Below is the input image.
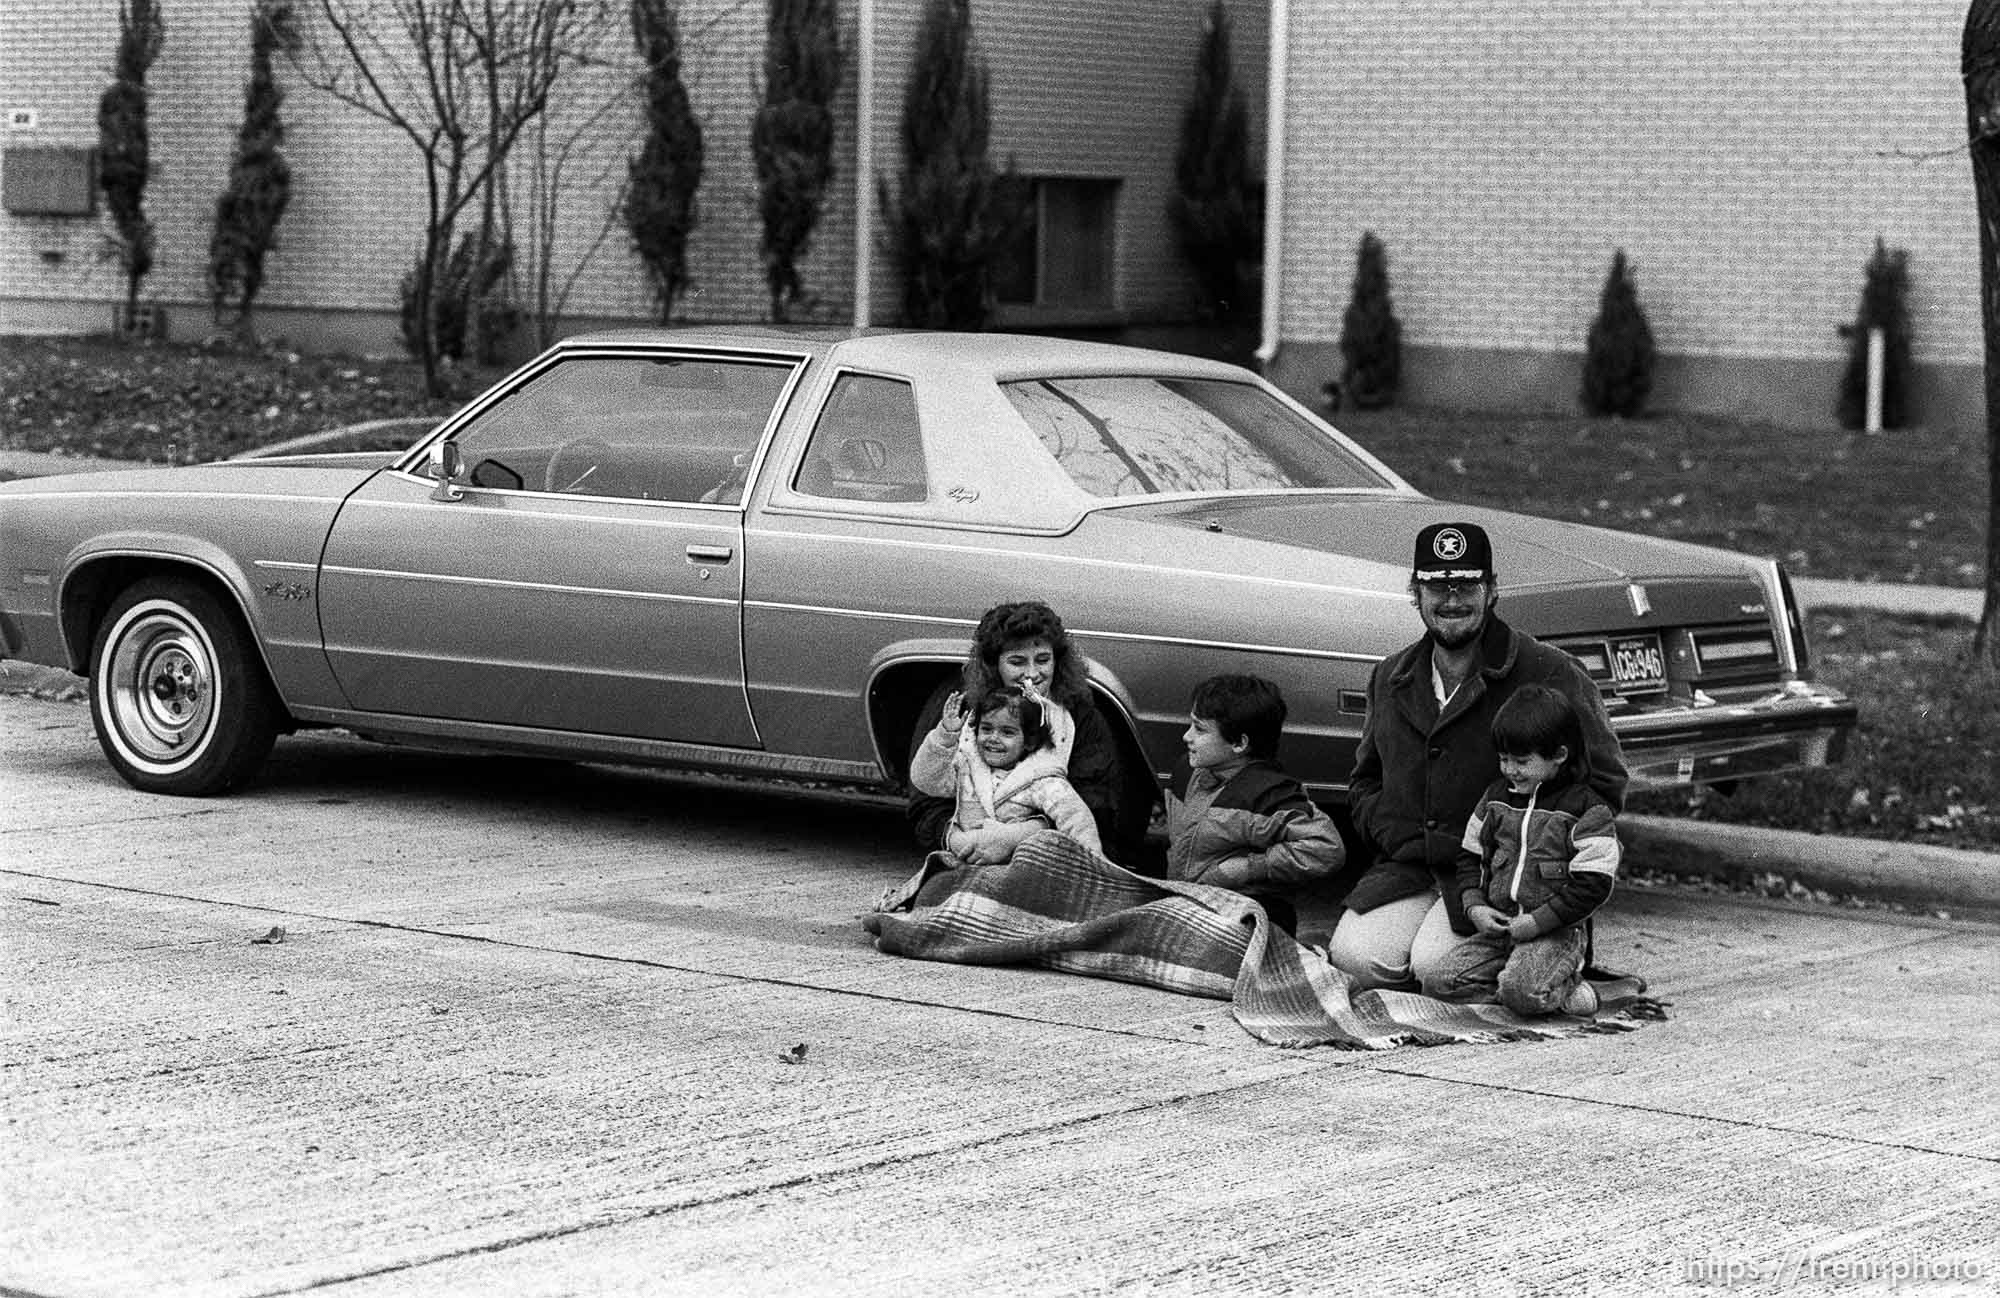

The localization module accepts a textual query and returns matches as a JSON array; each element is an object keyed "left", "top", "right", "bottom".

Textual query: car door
[{"left": 318, "top": 347, "right": 803, "bottom": 748}]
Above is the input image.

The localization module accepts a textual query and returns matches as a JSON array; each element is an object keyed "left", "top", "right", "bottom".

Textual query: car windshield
[{"left": 1001, "top": 376, "right": 1392, "bottom": 498}]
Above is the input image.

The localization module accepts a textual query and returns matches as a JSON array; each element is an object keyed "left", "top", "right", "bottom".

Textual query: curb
[
  {"left": 1622, "top": 814, "right": 2000, "bottom": 919},
  {"left": 1792, "top": 577, "right": 1983, "bottom": 623},
  {"left": 228, "top": 417, "right": 437, "bottom": 460}
]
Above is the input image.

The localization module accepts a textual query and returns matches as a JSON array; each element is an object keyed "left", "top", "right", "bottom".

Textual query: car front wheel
[{"left": 89, "top": 577, "right": 282, "bottom": 795}]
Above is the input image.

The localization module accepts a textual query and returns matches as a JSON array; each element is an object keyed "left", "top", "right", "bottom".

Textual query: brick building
[
  {"left": 0, "top": 0, "right": 1267, "bottom": 355},
  {"left": 1262, "top": 1, "right": 1980, "bottom": 430},
  {"left": 4, "top": 2, "right": 1981, "bottom": 433}
]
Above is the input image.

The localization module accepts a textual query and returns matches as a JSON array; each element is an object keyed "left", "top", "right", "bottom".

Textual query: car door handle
[{"left": 685, "top": 544, "right": 734, "bottom": 564}]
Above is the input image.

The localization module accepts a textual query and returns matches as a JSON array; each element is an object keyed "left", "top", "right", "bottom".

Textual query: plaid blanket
[{"left": 864, "top": 832, "right": 1663, "bottom": 1050}]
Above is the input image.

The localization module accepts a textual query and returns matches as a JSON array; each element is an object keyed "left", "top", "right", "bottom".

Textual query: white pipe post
[
  {"left": 852, "top": 0, "right": 876, "bottom": 328},
  {"left": 1254, "top": 0, "right": 1289, "bottom": 372},
  {"left": 1865, "top": 326, "right": 1885, "bottom": 433}
]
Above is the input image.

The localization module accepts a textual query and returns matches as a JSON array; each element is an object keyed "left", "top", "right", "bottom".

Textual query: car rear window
[{"left": 1001, "top": 376, "right": 1392, "bottom": 497}]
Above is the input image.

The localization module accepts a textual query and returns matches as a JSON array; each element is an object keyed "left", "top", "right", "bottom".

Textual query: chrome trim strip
[
  {"left": 1078, "top": 625, "right": 1381, "bottom": 665},
  {"left": 355, "top": 493, "right": 747, "bottom": 520},
  {"left": 743, "top": 599, "right": 1383, "bottom": 666},
  {"left": 745, "top": 600, "right": 974, "bottom": 629},
  {"left": 18, "top": 490, "right": 343, "bottom": 506},
  {"left": 319, "top": 564, "right": 739, "bottom": 608},
  {"left": 283, "top": 704, "right": 884, "bottom": 784},
  {"left": 1756, "top": 558, "right": 1802, "bottom": 675},
  {"left": 253, "top": 559, "right": 317, "bottom": 573},
  {"left": 746, "top": 527, "right": 1410, "bottom": 604}
]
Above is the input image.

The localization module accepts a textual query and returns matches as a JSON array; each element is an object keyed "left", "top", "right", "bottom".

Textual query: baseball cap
[{"left": 1412, "top": 521, "right": 1493, "bottom": 583}]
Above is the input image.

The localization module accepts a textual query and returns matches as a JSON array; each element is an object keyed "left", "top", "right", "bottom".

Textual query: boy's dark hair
[
  {"left": 1189, "top": 673, "right": 1287, "bottom": 760},
  {"left": 973, "top": 685, "right": 1053, "bottom": 754},
  {"left": 1490, "top": 685, "right": 1583, "bottom": 778}
]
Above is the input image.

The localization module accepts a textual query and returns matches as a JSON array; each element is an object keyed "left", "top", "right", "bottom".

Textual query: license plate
[{"left": 1607, "top": 633, "right": 1668, "bottom": 694}]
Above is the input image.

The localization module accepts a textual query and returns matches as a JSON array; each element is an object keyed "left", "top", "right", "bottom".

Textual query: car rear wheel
[{"left": 89, "top": 577, "right": 282, "bottom": 795}]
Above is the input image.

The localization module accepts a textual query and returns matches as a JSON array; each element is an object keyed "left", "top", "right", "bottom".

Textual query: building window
[{"left": 994, "top": 177, "right": 1118, "bottom": 310}]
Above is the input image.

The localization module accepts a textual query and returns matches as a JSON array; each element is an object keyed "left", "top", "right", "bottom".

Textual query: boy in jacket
[
  {"left": 1165, "top": 675, "right": 1344, "bottom": 935},
  {"left": 1422, "top": 685, "right": 1622, "bottom": 1016}
]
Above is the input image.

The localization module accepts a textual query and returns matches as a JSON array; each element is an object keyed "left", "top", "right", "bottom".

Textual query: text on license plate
[{"left": 1608, "top": 634, "right": 1668, "bottom": 692}]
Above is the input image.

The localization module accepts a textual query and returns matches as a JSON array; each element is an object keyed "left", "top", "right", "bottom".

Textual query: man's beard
[
  {"left": 1423, "top": 601, "right": 1489, "bottom": 650},
  {"left": 1429, "top": 619, "right": 1483, "bottom": 651}
]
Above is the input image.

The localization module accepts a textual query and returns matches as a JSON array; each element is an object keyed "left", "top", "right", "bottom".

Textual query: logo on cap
[{"left": 1432, "top": 528, "right": 1468, "bottom": 562}]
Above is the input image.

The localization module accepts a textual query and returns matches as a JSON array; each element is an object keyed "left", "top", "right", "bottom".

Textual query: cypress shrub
[
  {"left": 1581, "top": 249, "right": 1655, "bottom": 417},
  {"left": 1339, "top": 231, "right": 1401, "bottom": 409},
  {"left": 1169, "top": 0, "right": 1260, "bottom": 321},
  {"left": 626, "top": 0, "right": 704, "bottom": 324},
  {"left": 884, "top": 0, "right": 1015, "bottom": 329},
  {"left": 753, "top": 0, "right": 842, "bottom": 323},
  {"left": 98, "top": 0, "right": 165, "bottom": 330},
  {"left": 209, "top": 0, "right": 299, "bottom": 341},
  {"left": 1836, "top": 237, "right": 1914, "bottom": 430}
]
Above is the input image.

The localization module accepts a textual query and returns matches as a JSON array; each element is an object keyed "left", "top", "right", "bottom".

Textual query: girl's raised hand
[{"left": 938, "top": 690, "right": 967, "bottom": 733}]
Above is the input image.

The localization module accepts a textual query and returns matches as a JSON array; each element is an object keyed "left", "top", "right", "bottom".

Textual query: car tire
[{"left": 89, "top": 576, "right": 282, "bottom": 796}]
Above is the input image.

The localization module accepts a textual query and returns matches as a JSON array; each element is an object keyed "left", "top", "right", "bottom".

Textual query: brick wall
[
  {"left": 1, "top": 0, "right": 1263, "bottom": 348},
  {"left": 1278, "top": 1, "right": 1974, "bottom": 387}
]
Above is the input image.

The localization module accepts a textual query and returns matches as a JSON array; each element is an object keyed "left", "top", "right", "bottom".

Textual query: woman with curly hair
[{"left": 907, "top": 601, "right": 1154, "bottom": 868}]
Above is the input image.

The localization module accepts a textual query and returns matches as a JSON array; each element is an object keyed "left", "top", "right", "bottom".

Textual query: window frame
[
  {"left": 993, "top": 175, "right": 1122, "bottom": 324},
  {"left": 396, "top": 344, "right": 809, "bottom": 510}
]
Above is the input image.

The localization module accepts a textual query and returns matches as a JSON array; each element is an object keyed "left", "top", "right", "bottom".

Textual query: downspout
[
  {"left": 1254, "top": 0, "right": 1289, "bottom": 372},
  {"left": 852, "top": 0, "right": 876, "bottom": 328}
]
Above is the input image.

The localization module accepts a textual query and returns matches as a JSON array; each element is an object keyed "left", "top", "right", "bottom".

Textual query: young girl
[
  {"left": 906, "top": 600, "right": 1152, "bottom": 867},
  {"left": 908, "top": 684, "right": 1105, "bottom": 863}
]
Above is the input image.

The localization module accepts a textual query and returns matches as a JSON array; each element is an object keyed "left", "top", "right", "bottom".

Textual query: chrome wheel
[
  {"left": 101, "top": 602, "right": 220, "bottom": 770},
  {"left": 89, "top": 577, "right": 282, "bottom": 796}
]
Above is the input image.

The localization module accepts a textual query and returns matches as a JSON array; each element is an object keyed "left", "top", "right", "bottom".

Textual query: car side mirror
[{"left": 427, "top": 439, "right": 465, "bottom": 502}]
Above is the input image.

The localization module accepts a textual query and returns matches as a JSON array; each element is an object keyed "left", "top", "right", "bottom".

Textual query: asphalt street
[{"left": 4, "top": 693, "right": 1998, "bottom": 1297}]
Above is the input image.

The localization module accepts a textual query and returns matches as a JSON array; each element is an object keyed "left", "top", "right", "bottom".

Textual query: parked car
[{"left": 0, "top": 328, "right": 1853, "bottom": 815}]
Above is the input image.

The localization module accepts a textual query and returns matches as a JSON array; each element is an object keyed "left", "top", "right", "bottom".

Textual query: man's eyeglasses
[{"left": 1418, "top": 579, "right": 1489, "bottom": 598}]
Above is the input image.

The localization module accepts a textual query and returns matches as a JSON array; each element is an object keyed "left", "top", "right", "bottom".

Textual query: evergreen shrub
[
  {"left": 1169, "top": 0, "right": 1260, "bottom": 321},
  {"left": 399, "top": 235, "right": 518, "bottom": 366},
  {"left": 1581, "top": 249, "right": 1655, "bottom": 417},
  {"left": 1338, "top": 231, "right": 1401, "bottom": 409}
]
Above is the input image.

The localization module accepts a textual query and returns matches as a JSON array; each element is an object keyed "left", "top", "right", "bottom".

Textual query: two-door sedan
[{"left": 0, "top": 328, "right": 1854, "bottom": 818}]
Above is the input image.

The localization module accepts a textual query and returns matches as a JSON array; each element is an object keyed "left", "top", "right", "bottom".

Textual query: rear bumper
[{"left": 1612, "top": 680, "right": 1857, "bottom": 790}]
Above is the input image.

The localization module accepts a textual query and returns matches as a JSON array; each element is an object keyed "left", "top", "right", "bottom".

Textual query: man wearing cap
[{"left": 1328, "top": 521, "right": 1629, "bottom": 991}]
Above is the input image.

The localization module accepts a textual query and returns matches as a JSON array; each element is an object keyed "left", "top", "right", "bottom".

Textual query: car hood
[
  {"left": 1081, "top": 493, "right": 1775, "bottom": 634},
  {"left": 0, "top": 457, "right": 388, "bottom": 500}
]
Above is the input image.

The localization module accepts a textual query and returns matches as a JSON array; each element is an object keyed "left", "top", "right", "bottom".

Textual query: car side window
[
  {"left": 448, "top": 354, "right": 793, "bottom": 503},
  {"left": 793, "top": 374, "right": 928, "bottom": 502}
]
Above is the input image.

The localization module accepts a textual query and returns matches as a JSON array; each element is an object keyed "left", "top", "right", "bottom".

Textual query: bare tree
[
  {"left": 289, "top": 0, "right": 598, "bottom": 394},
  {"left": 511, "top": 68, "right": 630, "bottom": 348},
  {"left": 98, "top": 0, "right": 165, "bottom": 332},
  {"left": 1965, "top": 0, "right": 2000, "bottom": 665}
]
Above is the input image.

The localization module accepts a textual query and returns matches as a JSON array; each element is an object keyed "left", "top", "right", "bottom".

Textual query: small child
[
  {"left": 908, "top": 684, "right": 1104, "bottom": 861},
  {"left": 1164, "top": 674, "right": 1343, "bottom": 934},
  {"left": 1424, "top": 684, "right": 1623, "bottom": 1016}
]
